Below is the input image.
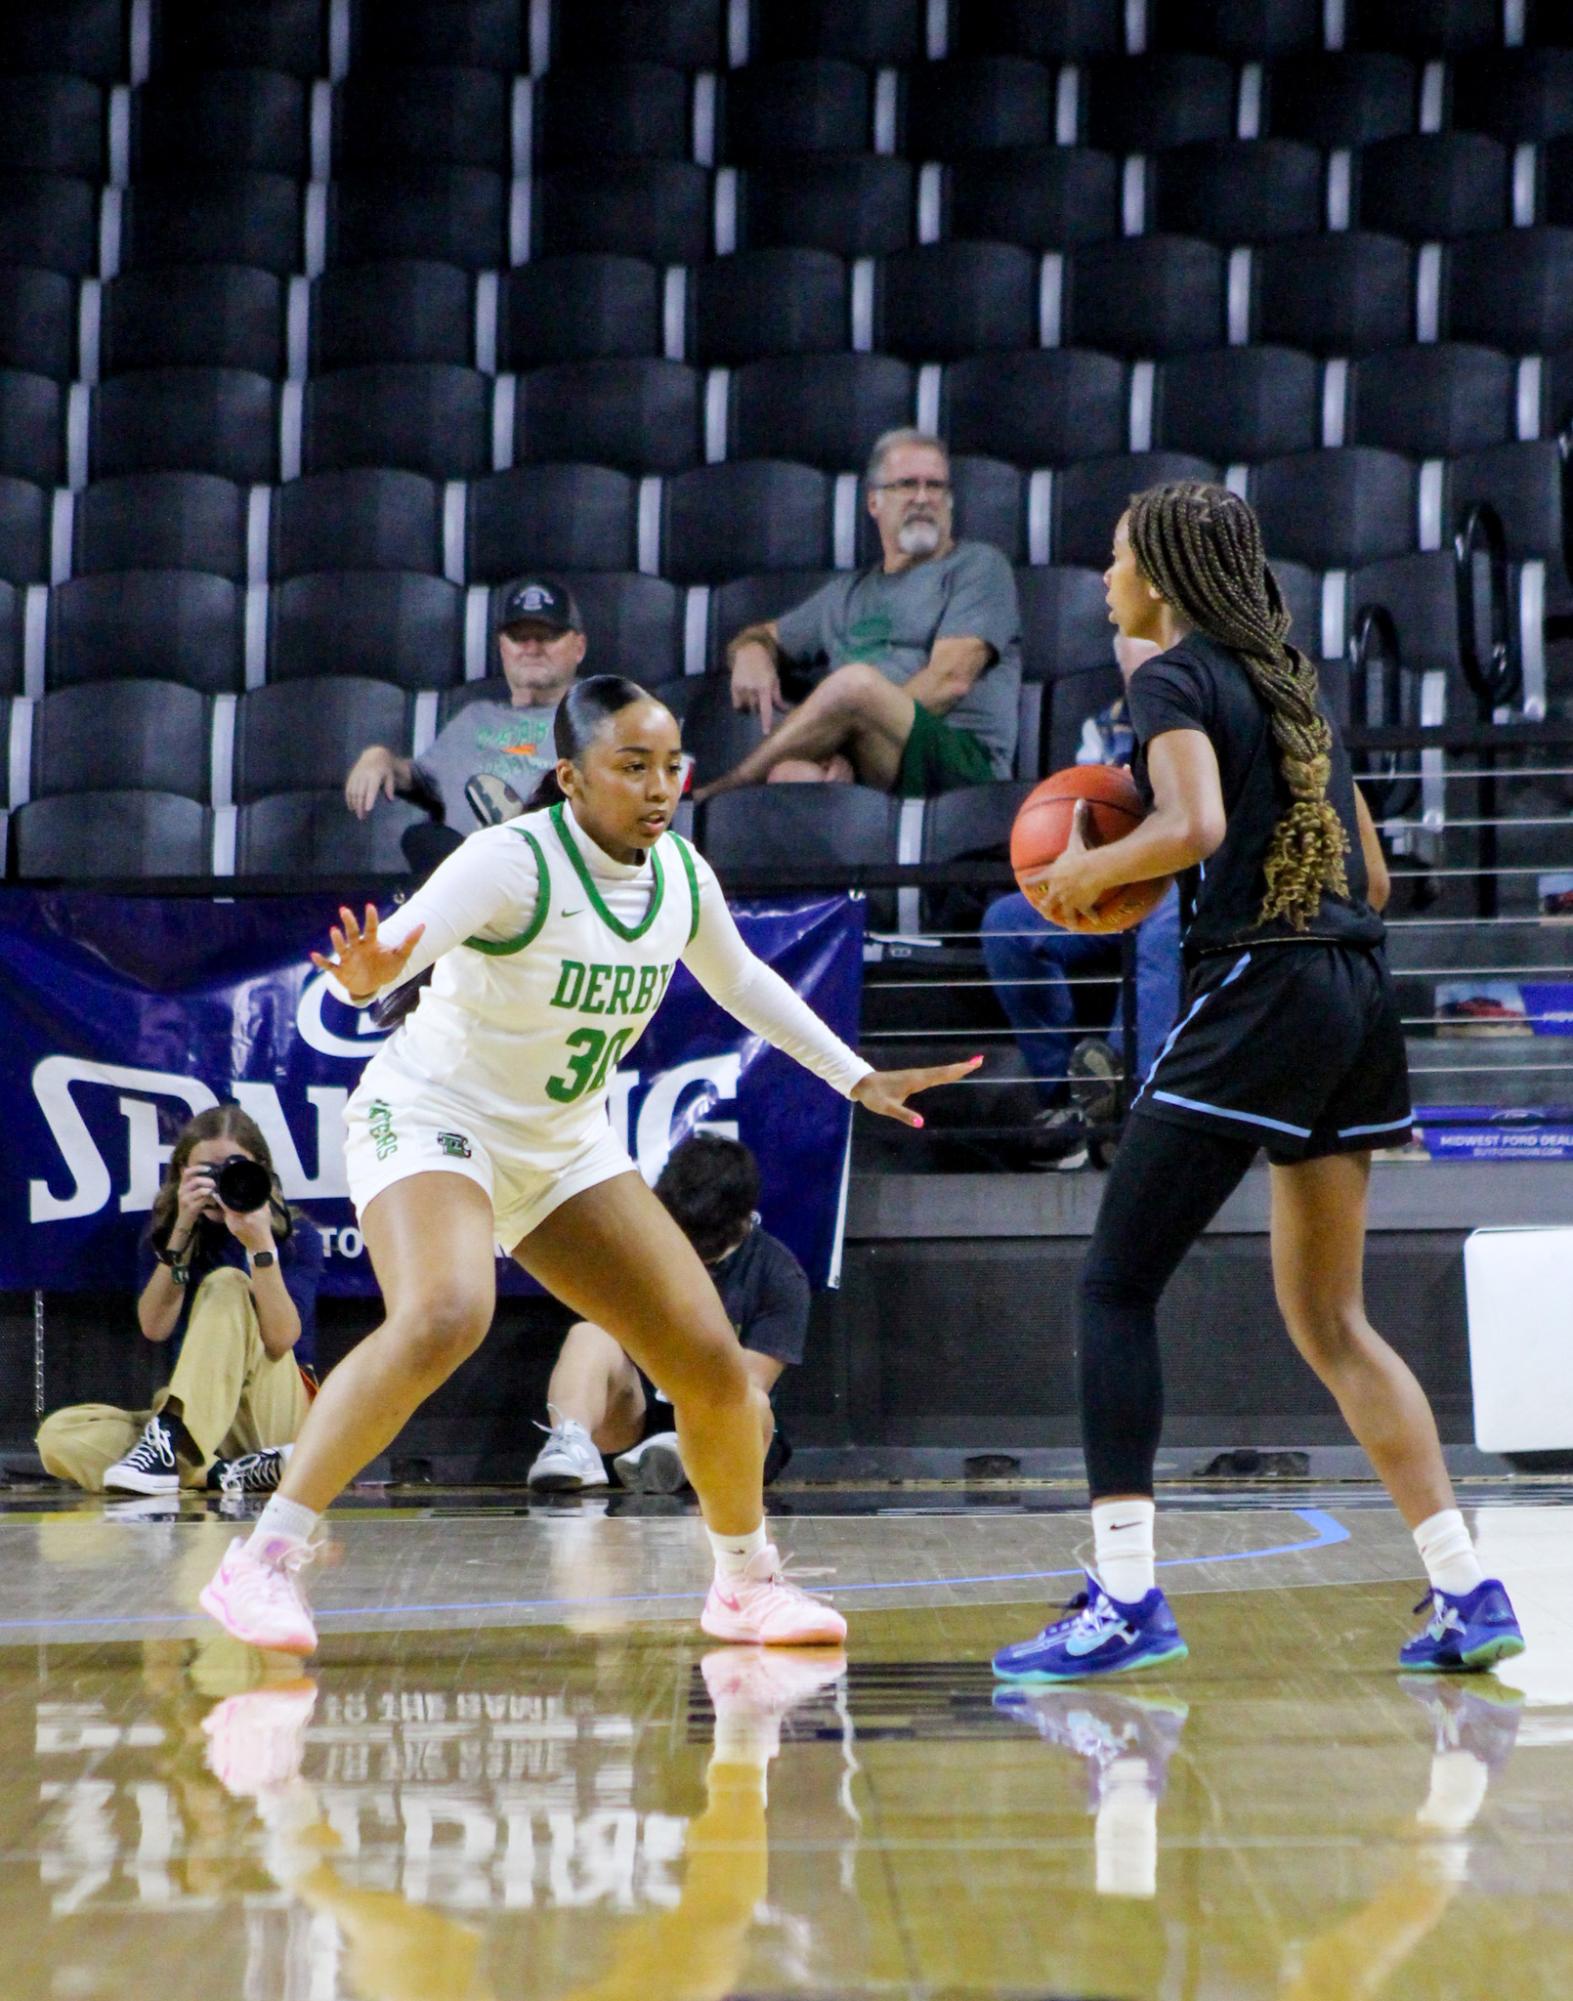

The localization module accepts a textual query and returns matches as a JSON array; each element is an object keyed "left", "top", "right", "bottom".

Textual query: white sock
[
  {"left": 1092, "top": 1498, "right": 1157, "bottom": 1604},
  {"left": 1414, "top": 1508, "right": 1485, "bottom": 1597},
  {"left": 249, "top": 1495, "right": 320, "bottom": 1554},
  {"left": 706, "top": 1521, "right": 769, "bottom": 1579}
]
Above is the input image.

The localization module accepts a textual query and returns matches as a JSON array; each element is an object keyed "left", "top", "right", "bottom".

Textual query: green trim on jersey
[
  {"left": 670, "top": 830, "right": 701, "bottom": 946},
  {"left": 462, "top": 825, "right": 551, "bottom": 955},
  {"left": 551, "top": 800, "right": 667, "bottom": 943}
]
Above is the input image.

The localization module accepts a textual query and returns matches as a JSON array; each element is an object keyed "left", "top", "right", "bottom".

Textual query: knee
[
  {"left": 767, "top": 759, "right": 826, "bottom": 784},
  {"left": 1080, "top": 1256, "right": 1159, "bottom": 1317},
  {"left": 386, "top": 1294, "right": 493, "bottom": 1377},
  {"left": 821, "top": 661, "right": 886, "bottom": 713},
  {"left": 35, "top": 1411, "right": 73, "bottom": 1480},
  {"left": 663, "top": 1332, "right": 754, "bottom": 1419},
  {"left": 1279, "top": 1294, "right": 1367, "bottom": 1370}
]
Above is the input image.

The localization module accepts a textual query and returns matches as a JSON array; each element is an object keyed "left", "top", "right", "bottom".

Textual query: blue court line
[{"left": 0, "top": 1508, "right": 1348, "bottom": 1635}]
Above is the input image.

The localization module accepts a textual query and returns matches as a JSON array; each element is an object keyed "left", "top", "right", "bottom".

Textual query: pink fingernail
[{"left": 912, "top": 1115, "right": 924, "bottom": 1129}]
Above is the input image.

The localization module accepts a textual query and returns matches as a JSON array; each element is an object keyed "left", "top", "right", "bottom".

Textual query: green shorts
[{"left": 897, "top": 703, "right": 997, "bottom": 797}]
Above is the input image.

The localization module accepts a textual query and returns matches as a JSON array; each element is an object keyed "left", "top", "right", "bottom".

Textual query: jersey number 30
[{"left": 545, "top": 1025, "right": 637, "bottom": 1105}]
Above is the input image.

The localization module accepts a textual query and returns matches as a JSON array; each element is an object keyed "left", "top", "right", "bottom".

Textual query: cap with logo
[{"left": 497, "top": 576, "right": 581, "bottom": 633}]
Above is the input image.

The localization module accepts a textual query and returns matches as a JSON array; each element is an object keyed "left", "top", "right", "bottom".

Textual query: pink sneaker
[
  {"left": 202, "top": 1680, "right": 318, "bottom": 1796},
  {"left": 700, "top": 1542, "right": 848, "bottom": 1646},
  {"left": 199, "top": 1535, "right": 319, "bottom": 1656}
]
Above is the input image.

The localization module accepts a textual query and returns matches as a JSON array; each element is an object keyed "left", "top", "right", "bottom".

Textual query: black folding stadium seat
[
  {"left": 707, "top": 570, "right": 837, "bottom": 672},
  {"left": 99, "top": 268, "right": 286, "bottom": 377},
  {"left": 660, "top": 675, "right": 764, "bottom": 788},
  {"left": 533, "top": 164, "right": 712, "bottom": 265},
  {"left": 272, "top": 469, "right": 445, "bottom": 581},
  {"left": 465, "top": 465, "right": 639, "bottom": 580},
  {"left": 513, "top": 360, "right": 703, "bottom": 475},
  {"left": 0, "top": 580, "right": 22, "bottom": 693},
  {"left": 1082, "top": 56, "right": 1237, "bottom": 154},
  {"left": 73, "top": 473, "right": 249, "bottom": 580},
  {"left": 1063, "top": 238, "right": 1227, "bottom": 358},
  {"left": 753, "top": 0, "right": 922, "bottom": 60},
  {"left": 688, "top": 249, "right": 847, "bottom": 365},
  {"left": 903, "top": 59, "right": 1056, "bottom": 159},
  {"left": 0, "top": 78, "right": 104, "bottom": 179},
  {"left": 269, "top": 578, "right": 464, "bottom": 689},
  {"left": 1017, "top": 565, "right": 1114, "bottom": 680},
  {"left": 1148, "top": 142, "right": 1326, "bottom": 245},
  {"left": 349, "top": 0, "right": 524, "bottom": 72},
  {"left": 950, "top": 0, "right": 1123, "bottom": 60},
  {"left": 14, "top": 792, "right": 211, "bottom": 880},
  {"left": 90, "top": 370, "right": 279, "bottom": 484},
  {"left": 1250, "top": 448, "right": 1418, "bottom": 569},
  {"left": 1355, "top": 136, "right": 1511, "bottom": 240},
  {"left": 921, "top": 787, "right": 1035, "bottom": 900},
  {"left": 946, "top": 150, "right": 1122, "bottom": 250},
  {"left": 1346, "top": 552, "right": 1466, "bottom": 677},
  {"left": 1052, "top": 454, "right": 1218, "bottom": 567},
  {"left": 500, "top": 258, "right": 662, "bottom": 368},
  {"left": 1348, "top": 345, "right": 1517, "bottom": 457},
  {"left": 31, "top": 681, "right": 210, "bottom": 801},
  {"left": 549, "top": 0, "right": 726, "bottom": 69},
  {"left": 875, "top": 243, "right": 1037, "bottom": 359},
  {"left": 1347, "top": 0, "right": 1504, "bottom": 53},
  {"left": 1151, "top": 348, "right": 1320, "bottom": 462},
  {"left": 726, "top": 355, "right": 915, "bottom": 471},
  {"left": 719, "top": 62, "right": 874, "bottom": 166},
  {"left": 236, "top": 679, "right": 413, "bottom": 800},
  {"left": 0, "top": 372, "right": 64, "bottom": 486},
  {"left": 1539, "top": 145, "right": 1573, "bottom": 228},
  {"left": 47, "top": 571, "right": 245, "bottom": 693},
  {"left": 0, "top": 174, "right": 98, "bottom": 275},
  {"left": 122, "top": 173, "right": 303, "bottom": 276},
  {"left": 0, "top": 269, "right": 75, "bottom": 379},
  {"left": 236, "top": 790, "right": 427, "bottom": 875},
  {"left": 329, "top": 169, "right": 506, "bottom": 273},
  {"left": 0, "top": 0, "right": 126, "bottom": 80},
  {"left": 1450, "top": 51, "right": 1573, "bottom": 141},
  {"left": 737, "top": 157, "right": 914, "bottom": 258},
  {"left": 0, "top": 477, "right": 49, "bottom": 585},
  {"left": 944, "top": 350, "right": 1127, "bottom": 467},
  {"left": 131, "top": 71, "right": 310, "bottom": 177},
  {"left": 1253, "top": 233, "right": 1414, "bottom": 354},
  {"left": 1527, "top": 0, "right": 1573, "bottom": 45},
  {"left": 301, "top": 365, "right": 491, "bottom": 481},
  {"left": 698, "top": 783, "right": 900, "bottom": 882},
  {"left": 1045, "top": 663, "right": 1126, "bottom": 775},
  {"left": 1148, "top": 0, "right": 1323, "bottom": 55},
  {"left": 337, "top": 69, "right": 511, "bottom": 173},
  {"left": 1446, "top": 442, "right": 1567, "bottom": 566},
  {"left": 311, "top": 263, "right": 474, "bottom": 373},
  {"left": 1262, "top": 55, "right": 1420, "bottom": 148},
  {"left": 150, "top": 0, "right": 328, "bottom": 76},
  {"left": 550, "top": 572, "right": 684, "bottom": 682},
  {"left": 1544, "top": 349, "right": 1573, "bottom": 434},
  {"left": 663, "top": 463, "right": 833, "bottom": 584},
  {"left": 534, "top": 66, "right": 692, "bottom": 165}
]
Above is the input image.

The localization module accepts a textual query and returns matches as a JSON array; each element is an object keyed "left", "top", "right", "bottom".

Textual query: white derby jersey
[{"left": 336, "top": 800, "right": 871, "bottom": 1151}]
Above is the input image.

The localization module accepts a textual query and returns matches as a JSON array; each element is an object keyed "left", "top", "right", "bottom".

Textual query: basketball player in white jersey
[{"left": 201, "top": 676, "right": 977, "bottom": 1654}]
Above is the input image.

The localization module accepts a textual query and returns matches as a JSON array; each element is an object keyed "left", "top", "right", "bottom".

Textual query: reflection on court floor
[{"left": 1, "top": 1484, "right": 1570, "bottom": 1999}]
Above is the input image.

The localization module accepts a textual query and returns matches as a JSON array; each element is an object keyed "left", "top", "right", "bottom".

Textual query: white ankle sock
[
  {"left": 250, "top": 1495, "right": 319, "bottom": 1552},
  {"left": 706, "top": 1522, "right": 769, "bottom": 1579},
  {"left": 1092, "top": 1498, "right": 1157, "bottom": 1604},
  {"left": 1414, "top": 1508, "right": 1484, "bottom": 1597}
]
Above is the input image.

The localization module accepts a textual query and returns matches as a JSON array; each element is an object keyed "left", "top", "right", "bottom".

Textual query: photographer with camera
[{"left": 36, "top": 1106, "right": 323, "bottom": 1501}]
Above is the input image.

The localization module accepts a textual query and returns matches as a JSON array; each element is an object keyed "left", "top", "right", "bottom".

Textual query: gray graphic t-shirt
[
  {"left": 413, "top": 701, "right": 560, "bottom": 834},
  {"left": 773, "top": 540, "right": 1022, "bottom": 776}
]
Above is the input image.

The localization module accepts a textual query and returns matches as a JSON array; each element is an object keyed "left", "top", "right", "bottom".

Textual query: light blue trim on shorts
[
  {"left": 1149, "top": 1089, "right": 1313, "bottom": 1139},
  {"left": 1337, "top": 1113, "right": 1415, "bottom": 1138},
  {"left": 1132, "top": 949, "right": 1253, "bottom": 1108}
]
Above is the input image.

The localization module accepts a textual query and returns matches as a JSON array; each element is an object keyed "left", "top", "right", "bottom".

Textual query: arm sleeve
[
  {"left": 742, "top": 1247, "right": 812, "bottom": 1366},
  {"left": 933, "top": 544, "right": 1020, "bottom": 665},
  {"left": 1125, "top": 653, "right": 1211, "bottom": 746},
  {"left": 680, "top": 853, "right": 872, "bottom": 1097},
  {"left": 327, "top": 824, "right": 541, "bottom": 1007}
]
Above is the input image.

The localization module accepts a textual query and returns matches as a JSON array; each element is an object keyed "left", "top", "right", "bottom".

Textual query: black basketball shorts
[{"left": 1130, "top": 941, "right": 1413, "bottom": 1164}]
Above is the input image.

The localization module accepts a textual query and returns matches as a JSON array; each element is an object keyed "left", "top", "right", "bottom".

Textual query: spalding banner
[{"left": 0, "top": 889, "right": 863, "bottom": 1295}]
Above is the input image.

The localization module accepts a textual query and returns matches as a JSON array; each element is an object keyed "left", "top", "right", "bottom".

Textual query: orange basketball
[{"left": 1010, "top": 765, "right": 1174, "bottom": 935}]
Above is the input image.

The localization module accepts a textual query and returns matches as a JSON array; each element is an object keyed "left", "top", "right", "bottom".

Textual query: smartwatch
[{"left": 249, "top": 1249, "right": 277, "bottom": 1270}]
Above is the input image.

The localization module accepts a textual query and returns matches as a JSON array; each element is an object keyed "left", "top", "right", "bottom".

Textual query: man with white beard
[{"left": 694, "top": 429, "right": 1021, "bottom": 799}]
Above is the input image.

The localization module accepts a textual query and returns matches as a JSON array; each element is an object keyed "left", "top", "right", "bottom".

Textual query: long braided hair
[{"left": 1126, "top": 480, "right": 1349, "bottom": 930}]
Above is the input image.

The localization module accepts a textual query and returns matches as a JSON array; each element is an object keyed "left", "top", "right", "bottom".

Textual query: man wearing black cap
[{"left": 344, "top": 576, "right": 586, "bottom": 872}]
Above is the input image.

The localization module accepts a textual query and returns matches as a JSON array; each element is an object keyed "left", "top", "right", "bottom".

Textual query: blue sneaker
[
  {"left": 992, "top": 1686, "right": 1189, "bottom": 1805},
  {"left": 1398, "top": 1578, "right": 1525, "bottom": 1673},
  {"left": 992, "top": 1572, "right": 1189, "bottom": 1682}
]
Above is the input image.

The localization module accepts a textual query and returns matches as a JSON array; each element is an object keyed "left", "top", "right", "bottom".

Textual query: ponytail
[{"left": 525, "top": 674, "right": 658, "bottom": 811}]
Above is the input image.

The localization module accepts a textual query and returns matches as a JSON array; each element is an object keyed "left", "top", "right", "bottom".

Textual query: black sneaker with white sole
[
  {"left": 211, "top": 1444, "right": 293, "bottom": 1499},
  {"left": 103, "top": 1413, "right": 181, "bottom": 1495}
]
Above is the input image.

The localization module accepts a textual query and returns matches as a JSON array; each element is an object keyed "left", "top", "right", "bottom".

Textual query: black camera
[{"left": 202, "top": 1155, "right": 274, "bottom": 1214}]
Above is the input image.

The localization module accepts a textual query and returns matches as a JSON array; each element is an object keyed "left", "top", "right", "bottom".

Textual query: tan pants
[{"left": 36, "top": 1267, "right": 311, "bottom": 1492}]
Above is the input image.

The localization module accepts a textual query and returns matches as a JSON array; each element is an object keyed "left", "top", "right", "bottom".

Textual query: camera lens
[{"left": 214, "top": 1155, "right": 273, "bottom": 1213}]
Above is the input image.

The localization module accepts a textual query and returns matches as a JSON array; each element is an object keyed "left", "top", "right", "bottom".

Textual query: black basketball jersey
[{"left": 1125, "top": 630, "right": 1385, "bottom": 957}]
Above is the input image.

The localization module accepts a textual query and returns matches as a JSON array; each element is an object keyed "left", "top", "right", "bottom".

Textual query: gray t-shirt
[
  {"left": 412, "top": 701, "right": 560, "bottom": 833},
  {"left": 773, "top": 540, "right": 1022, "bottom": 776}
]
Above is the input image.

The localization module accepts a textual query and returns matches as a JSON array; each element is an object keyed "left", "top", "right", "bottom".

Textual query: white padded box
[{"left": 1464, "top": 1226, "right": 1573, "bottom": 1451}]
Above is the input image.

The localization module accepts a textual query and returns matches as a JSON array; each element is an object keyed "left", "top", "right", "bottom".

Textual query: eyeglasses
[{"left": 872, "top": 477, "right": 951, "bottom": 496}]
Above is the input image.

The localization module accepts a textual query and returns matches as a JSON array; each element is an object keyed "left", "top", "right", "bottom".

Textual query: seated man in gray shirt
[
  {"left": 695, "top": 429, "right": 1021, "bottom": 800},
  {"left": 344, "top": 575, "right": 586, "bottom": 871}
]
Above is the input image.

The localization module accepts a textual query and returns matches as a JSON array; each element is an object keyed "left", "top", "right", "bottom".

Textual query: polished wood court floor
[{"left": 1, "top": 1480, "right": 1569, "bottom": 2000}]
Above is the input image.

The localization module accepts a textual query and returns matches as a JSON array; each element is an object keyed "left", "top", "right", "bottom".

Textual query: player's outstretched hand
[
  {"left": 851, "top": 1054, "right": 983, "bottom": 1128},
  {"left": 310, "top": 904, "right": 425, "bottom": 1004}
]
